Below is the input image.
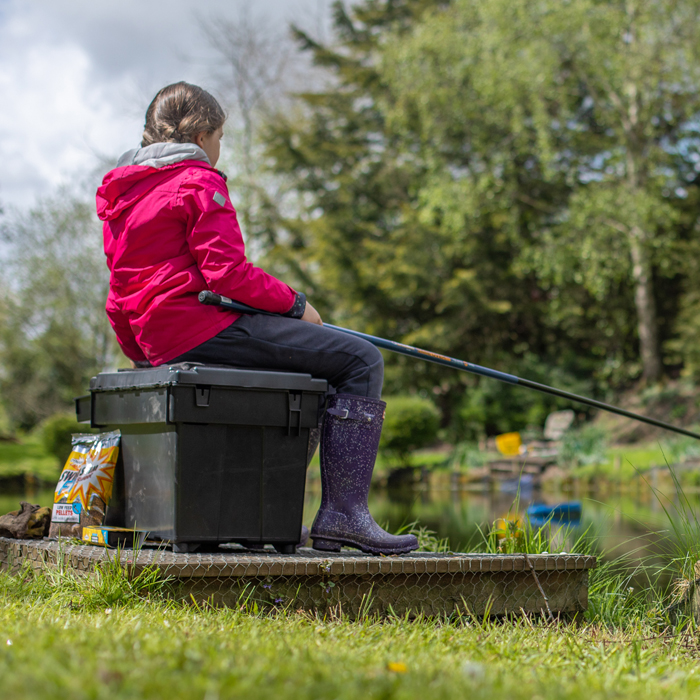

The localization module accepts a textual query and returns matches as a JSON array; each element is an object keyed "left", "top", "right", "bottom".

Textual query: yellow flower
[{"left": 387, "top": 662, "right": 408, "bottom": 673}]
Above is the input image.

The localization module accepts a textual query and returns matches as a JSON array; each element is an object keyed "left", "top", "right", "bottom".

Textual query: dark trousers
[{"left": 171, "top": 314, "right": 384, "bottom": 399}]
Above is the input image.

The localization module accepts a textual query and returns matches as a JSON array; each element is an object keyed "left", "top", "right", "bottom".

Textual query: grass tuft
[{"left": 0, "top": 546, "right": 171, "bottom": 613}]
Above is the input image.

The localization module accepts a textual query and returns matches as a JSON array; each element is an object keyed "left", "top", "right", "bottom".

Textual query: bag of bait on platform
[{"left": 48, "top": 431, "right": 120, "bottom": 539}]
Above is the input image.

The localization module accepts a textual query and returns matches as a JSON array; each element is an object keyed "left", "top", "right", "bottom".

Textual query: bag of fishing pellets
[{"left": 48, "top": 431, "right": 120, "bottom": 539}]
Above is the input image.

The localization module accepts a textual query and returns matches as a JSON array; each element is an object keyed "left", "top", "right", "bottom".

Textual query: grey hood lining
[{"left": 117, "top": 142, "right": 211, "bottom": 169}]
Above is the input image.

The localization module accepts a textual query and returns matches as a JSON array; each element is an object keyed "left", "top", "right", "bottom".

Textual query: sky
[{"left": 0, "top": 0, "right": 340, "bottom": 210}]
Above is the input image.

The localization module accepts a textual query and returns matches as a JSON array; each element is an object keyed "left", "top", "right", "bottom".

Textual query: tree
[
  {"left": 236, "top": 0, "right": 700, "bottom": 437},
  {"left": 0, "top": 190, "right": 118, "bottom": 429},
  {"left": 198, "top": 6, "right": 312, "bottom": 256},
  {"left": 537, "top": 0, "right": 700, "bottom": 383},
  {"left": 263, "top": 0, "right": 594, "bottom": 436},
  {"left": 382, "top": 0, "right": 700, "bottom": 383}
]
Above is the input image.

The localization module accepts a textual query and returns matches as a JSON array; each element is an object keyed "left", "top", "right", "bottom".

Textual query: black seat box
[{"left": 76, "top": 364, "right": 327, "bottom": 552}]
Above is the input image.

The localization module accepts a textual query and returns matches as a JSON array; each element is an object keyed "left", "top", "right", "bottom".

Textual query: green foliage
[
  {"left": 5, "top": 564, "right": 700, "bottom": 700},
  {"left": 403, "top": 521, "right": 450, "bottom": 552},
  {"left": 381, "top": 0, "right": 700, "bottom": 382},
  {"left": 0, "top": 402, "right": 9, "bottom": 435},
  {"left": 476, "top": 498, "right": 590, "bottom": 556},
  {"left": 454, "top": 356, "right": 594, "bottom": 439},
  {"left": 662, "top": 434, "right": 700, "bottom": 466},
  {"left": 448, "top": 441, "right": 490, "bottom": 470},
  {"left": 3, "top": 555, "right": 169, "bottom": 613},
  {"left": 263, "top": 0, "right": 561, "bottom": 430},
  {"left": 258, "top": 0, "right": 700, "bottom": 425},
  {"left": 379, "top": 395, "right": 440, "bottom": 462},
  {"left": 39, "top": 413, "right": 95, "bottom": 466},
  {"left": 0, "top": 437, "right": 61, "bottom": 485},
  {"left": 648, "top": 462, "right": 700, "bottom": 584},
  {"left": 487, "top": 517, "right": 554, "bottom": 556},
  {"left": 558, "top": 425, "right": 608, "bottom": 468},
  {"left": 668, "top": 285, "right": 700, "bottom": 379},
  {"left": 585, "top": 559, "right": 660, "bottom": 628},
  {"left": 0, "top": 189, "right": 120, "bottom": 430}
]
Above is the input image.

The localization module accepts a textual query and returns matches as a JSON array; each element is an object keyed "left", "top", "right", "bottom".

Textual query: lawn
[
  {"left": 3, "top": 426, "right": 700, "bottom": 700},
  {"left": 1, "top": 547, "right": 699, "bottom": 700}
]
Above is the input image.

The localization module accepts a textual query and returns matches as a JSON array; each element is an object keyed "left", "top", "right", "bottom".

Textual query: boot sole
[{"left": 312, "top": 536, "right": 418, "bottom": 556}]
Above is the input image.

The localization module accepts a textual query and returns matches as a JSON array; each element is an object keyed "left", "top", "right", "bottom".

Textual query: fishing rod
[{"left": 198, "top": 290, "right": 700, "bottom": 441}]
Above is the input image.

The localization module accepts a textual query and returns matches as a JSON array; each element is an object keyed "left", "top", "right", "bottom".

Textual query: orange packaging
[{"left": 48, "top": 431, "right": 120, "bottom": 539}]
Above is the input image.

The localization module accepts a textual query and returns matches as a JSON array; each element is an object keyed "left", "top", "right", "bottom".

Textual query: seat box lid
[{"left": 90, "top": 364, "right": 328, "bottom": 393}]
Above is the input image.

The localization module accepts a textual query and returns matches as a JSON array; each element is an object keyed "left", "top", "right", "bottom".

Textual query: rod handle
[
  {"left": 198, "top": 290, "right": 222, "bottom": 305},
  {"left": 198, "top": 290, "right": 273, "bottom": 316}
]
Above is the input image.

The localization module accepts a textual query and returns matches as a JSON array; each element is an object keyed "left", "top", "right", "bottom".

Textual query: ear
[{"left": 193, "top": 132, "right": 205, "bottom": 148}]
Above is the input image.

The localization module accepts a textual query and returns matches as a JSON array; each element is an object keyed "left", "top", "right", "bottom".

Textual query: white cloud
[
  {"left": 0, "top": 0, "right": 340, "bottom": 210},
  {"left": 0, "top": 41, "right": 138, "bottom": 208}
]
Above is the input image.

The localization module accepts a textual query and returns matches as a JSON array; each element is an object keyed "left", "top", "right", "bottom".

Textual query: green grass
[
  {"left": 1, "top": 558, "right": 699, "bottom": 700},
  {"left": 2, "top": 494, "right": 698, "bottom": 700},
  {"left": 570, "top": 444, "right": 673, "bottom": 481},
  {"left": 3, "top": 437, "right": 700, "bottom": 699}
]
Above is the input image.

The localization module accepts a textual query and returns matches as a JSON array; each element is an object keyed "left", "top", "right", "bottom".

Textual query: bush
[
  {"left": 379, "top": 395, "right": 440, "bottom": 464},
  {"left": 557, "top": 424, "right": 608, "bottom": 468},
  {"left": 452, "top": 354, "right": 595, "bottom": 441},
  {"left": 40, "top": 413, "right": 95, "bottom": 466}
]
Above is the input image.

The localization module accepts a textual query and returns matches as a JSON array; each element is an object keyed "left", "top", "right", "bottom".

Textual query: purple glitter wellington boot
[{"left": 310, "top": 394, "right": 419, "bottom": 555}]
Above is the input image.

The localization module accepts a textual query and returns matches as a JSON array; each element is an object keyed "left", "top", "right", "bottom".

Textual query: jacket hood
[
  {"left": 96, "top": 143, "right": 211, "bottom": 221},
  {"left": 116, "top": 142, "right": 210, "bottom": 169}
]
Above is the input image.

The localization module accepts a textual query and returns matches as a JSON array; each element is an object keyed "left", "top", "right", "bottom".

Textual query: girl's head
[{"left": 142, "top": 82, "right": 226, "bottom": 166}]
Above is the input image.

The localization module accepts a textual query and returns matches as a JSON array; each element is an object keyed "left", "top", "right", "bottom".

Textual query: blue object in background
[{"left": 526, "top": 501, "right": 582, "bottom": 528}]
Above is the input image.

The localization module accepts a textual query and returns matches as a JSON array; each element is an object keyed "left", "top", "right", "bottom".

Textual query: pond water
[
  {"left": 5, "top": 477, "right": 696, "bottom": 584},
  {"left": 315, "top": 483, "right": 696, "bottom": 573}
]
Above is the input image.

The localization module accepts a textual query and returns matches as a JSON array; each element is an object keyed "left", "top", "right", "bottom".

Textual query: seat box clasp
[
  {"left": 195, "top": 386, "right": 211, "bottom": 407},
  {"left": 288, "top": 392, "right": 302, "bottom": 436}
]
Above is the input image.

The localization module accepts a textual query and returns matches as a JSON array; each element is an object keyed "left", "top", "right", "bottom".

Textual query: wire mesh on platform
[{"left": 0, "top": 537, "right": 595, "bottom": 619}]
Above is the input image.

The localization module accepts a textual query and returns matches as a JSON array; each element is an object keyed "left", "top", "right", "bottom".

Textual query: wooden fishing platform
[{"left": 0, "top": 537, "right": 596, "bottom": 619}]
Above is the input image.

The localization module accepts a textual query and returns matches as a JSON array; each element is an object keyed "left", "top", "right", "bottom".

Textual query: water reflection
[
  {"left": 0, "top": 489, "right": 55, "bottom": 520},
  {"left": 304, "top": 481, "right": 699, "bottom": 585}
]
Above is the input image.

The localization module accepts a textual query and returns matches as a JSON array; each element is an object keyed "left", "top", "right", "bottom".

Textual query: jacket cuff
[{"left": 282, "top": 292, "right": 307, "bottom": 319}]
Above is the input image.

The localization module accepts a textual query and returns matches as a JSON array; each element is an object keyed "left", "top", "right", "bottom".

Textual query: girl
[{"left": 96, "top": 82, "right": 417, "bottom": 555}]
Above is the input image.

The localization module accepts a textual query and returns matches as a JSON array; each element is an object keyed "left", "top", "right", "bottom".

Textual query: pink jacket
[{"left": 96, "top": 145, "right": 296, "bottom": 365}]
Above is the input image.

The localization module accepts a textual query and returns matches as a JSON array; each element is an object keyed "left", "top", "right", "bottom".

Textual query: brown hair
[{"left": 141, "top": 82, "right": 226, "bottom": 147}]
